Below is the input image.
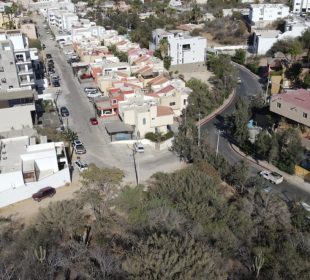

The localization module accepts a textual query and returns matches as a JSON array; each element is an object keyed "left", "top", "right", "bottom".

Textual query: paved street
[
  {"left": 202, "top": 65, "right": 310, "bottom": 203},
  {"left": 36, "top": 17, "right": 183, "bottom": 184}
]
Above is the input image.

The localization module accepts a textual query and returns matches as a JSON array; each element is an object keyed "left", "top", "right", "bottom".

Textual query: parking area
[{"left": 36, "top": 16, "right": 184, "bottom": 184}]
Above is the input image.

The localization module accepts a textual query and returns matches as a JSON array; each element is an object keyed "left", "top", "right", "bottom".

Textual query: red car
[
  {"left": 32, "top": 187, "right": 56, "bottom": 202},
  {"left": 90, "top": 117, "right": 98, "bottom": 125}
]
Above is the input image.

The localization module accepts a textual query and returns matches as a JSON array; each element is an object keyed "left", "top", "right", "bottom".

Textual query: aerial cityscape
[{"left": 0, "top": 0, "right": 310, "bottom": 278}]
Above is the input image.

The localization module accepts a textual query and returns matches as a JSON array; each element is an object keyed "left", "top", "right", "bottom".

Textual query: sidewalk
[{"left": 231, "top": 144, "right": 310, "bottom": 195}]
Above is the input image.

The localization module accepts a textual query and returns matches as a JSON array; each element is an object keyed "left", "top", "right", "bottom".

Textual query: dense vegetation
[{"left": 1, "top": 161, "right": 309, "bottom": 279}]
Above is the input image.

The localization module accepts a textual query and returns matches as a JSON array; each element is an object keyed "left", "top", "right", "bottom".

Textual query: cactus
[{"left": 34, "top": 246, "right": 46, "bottom": 263}]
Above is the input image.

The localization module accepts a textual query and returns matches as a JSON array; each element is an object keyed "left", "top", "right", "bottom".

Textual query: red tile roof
[
  {"left": 271, "top": 89, "right": 310, "bottom": 111},
  {"left": 156, "top": 85, "right": 175, "bottom": 94},
  {"left": 148, "top": 75, "right": 168, "bottom": 85},
  {"left": 157, "top": 106, "right": 174, "bottom": 117}
]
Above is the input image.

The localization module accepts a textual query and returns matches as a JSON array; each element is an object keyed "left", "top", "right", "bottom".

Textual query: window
[
  {"left": 277, "top": 12, "right": 282, "bottom": 15},
  {"left": 182, "top": 44, "right": 190, "bottom": 51},
  {"left": 303, "top": 112, "right": 308, "bottom": 118},
  {"left": 183, "top": 99, "right": 187, "bottom": 105},
  {"left": 143, "top": 118, "right": 146, "bottom": 125},
  {"left": 277, "top": 102, "right": 281, "bottom": 108},
  {"left": 112, "top": 99, "right": 117, "bottom": 104},
  {"left": 169, "top": 101, "right": 176, "bottom": 106},
  {"left": 0, "top": 67, "right": 4, "bottom": 72}
]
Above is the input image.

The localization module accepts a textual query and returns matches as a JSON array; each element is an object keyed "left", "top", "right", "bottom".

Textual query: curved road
[{"left": 202, "top": 66, "right": 310, "bottom": 203}]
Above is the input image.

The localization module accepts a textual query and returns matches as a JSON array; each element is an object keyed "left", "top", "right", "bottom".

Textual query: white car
[
  {"left": 134, "top": 142, "right": 144, "bottom": 153},
  {"left": 87, "top": 91, "right": 102, "bottom": 98},
  {"left": 259, "top": 170, "right": 283, "bottom": 184},
  {"left": 74, "top": 159, "right": 88, "bottom": 172},
  {"left": 301, "top": 202, "right": 310, "bottom": 212}
]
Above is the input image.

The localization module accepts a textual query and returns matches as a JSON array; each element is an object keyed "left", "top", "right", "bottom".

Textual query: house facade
[
  {"left": 270, "top": 89, "right": 310, "bottom": 127},
  {"left": 0, "top": 136, "right": 70, "bottom": 208},
  {"left": 249, "top": 4, "right": 290, "bottom": 27},
  {"left": 293, "top": 0, "right": 310, "bottom": 14}
]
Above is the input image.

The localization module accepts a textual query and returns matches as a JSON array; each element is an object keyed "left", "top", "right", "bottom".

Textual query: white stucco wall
[{"left": 0, "top": 167, "right": 71, "bottom": 208}]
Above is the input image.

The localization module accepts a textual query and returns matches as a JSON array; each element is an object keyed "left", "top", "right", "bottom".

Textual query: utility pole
[
  {"left": 128, "top": 145, "right": 139, "bottom": 186},
  {"left": 198, "top": 112, "right": 201, "bottom": 146},
  {"left": 265, "top": 74, "right": 270, "bottom": 103},
  {"left": 216, "top": 130, "right": 223, "bottom": 157}
]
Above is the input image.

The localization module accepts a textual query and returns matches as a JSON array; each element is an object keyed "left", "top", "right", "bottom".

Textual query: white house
[
  {"left": 253, "top": 16, "right": 310, "bottom": 55},
  {"left": 293, "top": 0, "right": 310, "bottom": 14},
  {"left": 150, "top": 29, "right": 207, "bottom": 66},
  {"left": 249, "top": 4, "right": 290, "bottom": 27},
  {"left": 0, "top": 136, "right": 71, "bottom": 208},
  {"left": 48, "top": 9, "right": 78, "bottom": 31}
]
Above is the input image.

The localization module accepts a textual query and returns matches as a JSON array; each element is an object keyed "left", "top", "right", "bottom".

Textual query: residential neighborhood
[{"left": 0, "top": 0, "right": 310, "bottom": 278}]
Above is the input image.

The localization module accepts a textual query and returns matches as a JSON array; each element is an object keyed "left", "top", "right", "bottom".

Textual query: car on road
[
  {"left": 60, "top": 106, "right": 69, "bottom": 117},
  {"left": 42, "top": 43, "right": 46, "bottom": 49},
  {"left": 64, "top": 50, "right": 74, "bottom": 55},
  {"left": 46, "top": 31, "right": 50, "bottom": 34},
  {"left": 32, "top": 187, "right": 56, "bottom": 202},
  {"left": 46, "top": 54, "right": 52, "bottom": 59},
  {"left": 84, "top": 87, "right": 98, "bottom": 93},
  {"left": 259, "top": 170, "right": 283, "bottom": 184},
  {"left": 134, "top": 142, "right": 144, "bottom": 153},
  {"left": 90, "top": 117, "right": 98, "bottom": 125},
  {"left": 301, "top": 201, "right": 310, "bottom": 212},
  {"left": 87, "top": 91, "right": 101, "bottom": 99},
  {"left": 74, "top": 159, "right": 88, "bottom": 172}
]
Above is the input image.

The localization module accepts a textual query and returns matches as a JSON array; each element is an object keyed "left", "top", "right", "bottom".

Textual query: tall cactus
[
  {"left": 34, "top": 246, "right": 46, "bottom": 263},
  {"left": 252, "top": 250, "right": 265, "bottom": 279}
]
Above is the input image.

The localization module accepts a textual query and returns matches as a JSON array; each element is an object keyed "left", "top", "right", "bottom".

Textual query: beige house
[
  {"left": 119, "top": 101, "right": 174, "bottom": 137},
  {"left": 270, "top": 89, "right": 310, "bottom": 127}
]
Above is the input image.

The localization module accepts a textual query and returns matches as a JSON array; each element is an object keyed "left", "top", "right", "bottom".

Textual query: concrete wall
[
  {"left": 20, "top": 24, "right": 37, "bottom": 39},
  {"left": 0, "top": 105, "right": 35, "bottom": 132},
  {"left": 0, "top": 167, "right": 71, "bottom": 208}
]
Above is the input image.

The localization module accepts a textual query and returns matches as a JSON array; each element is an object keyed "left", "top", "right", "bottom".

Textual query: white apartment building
[
  {"left": 253, "top": 16, "right": 310, "bottom": 54},
  {"left": 150, "top": 29, "right": 207, "bottom": 66},
  {"left": 249, "top": 4, "right": 290, "bottom": 27},
  {"left": 0, "top": 136, "right": 70, "bottom": 207},
  {"left": 293, "top": 0, "right": 310, "bottom": 14},
  {"left": 28, "top": 0, "right": 75, "bottom": 13},
  {"left": 48, "top": 9, "right": 78, "bottom": 31},
  {"left": 0, "top": 31, "right": 39, "bottom": 91}
]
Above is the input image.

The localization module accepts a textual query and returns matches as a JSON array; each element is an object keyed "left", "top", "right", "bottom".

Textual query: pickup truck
[{"left": 259, "top": 170, "right": 283, "bottom": 184}]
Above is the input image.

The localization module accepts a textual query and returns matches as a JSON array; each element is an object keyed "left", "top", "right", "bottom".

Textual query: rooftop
[
  {"left": 157, "top": 106, "right": 174, "bottom": 117},
  {"left": 271, "top": 89, "right": 310, "bottom": 111}
]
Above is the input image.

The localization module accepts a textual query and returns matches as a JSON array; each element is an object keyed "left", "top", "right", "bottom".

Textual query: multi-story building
[
  {"left": 270, "top": 89, "right": 310, "bottom": 127},
  {"left": 48, "top": 9, "right": 78, "bottom": 31},
  {"left": 249, "top": 4, "right": 290, "bottom": 27},
  {"left": 293, "top": 0, "right": 310, "bottom": 14},
  {"left": 0, "top": 31, "right": 39, "bottom": 91},
  {"left": 150, "top": 29, "right": 207, "bottom": 66},
  {"left": 0, "top": 136, "right": 70, "bottom": 208}
]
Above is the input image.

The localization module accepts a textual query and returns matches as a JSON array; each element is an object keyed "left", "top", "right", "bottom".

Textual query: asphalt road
[{"left": 202, "top": 66, "right": 310, "bottom": 203}]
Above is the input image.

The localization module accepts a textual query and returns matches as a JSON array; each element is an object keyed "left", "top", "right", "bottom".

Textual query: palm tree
[{"left": 159, "top": 38, "right": 169, "bottom": 59}]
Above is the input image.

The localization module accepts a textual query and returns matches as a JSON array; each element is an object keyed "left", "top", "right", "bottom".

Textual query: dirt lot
[
  {"left": 170, "top": 63, "right": 214, "bottom": 88},
  {"left": 0, "top": 179, "right": 82, "bottom": 225}
]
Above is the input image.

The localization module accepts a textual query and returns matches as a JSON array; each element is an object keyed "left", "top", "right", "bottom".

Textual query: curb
[{"left": 198, "top": 90, "right": 237, "bottom": 126}]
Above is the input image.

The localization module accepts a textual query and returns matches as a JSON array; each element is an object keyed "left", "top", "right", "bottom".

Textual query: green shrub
[{"left": 145, "top": 131, "right": 174, "bottom": 142}]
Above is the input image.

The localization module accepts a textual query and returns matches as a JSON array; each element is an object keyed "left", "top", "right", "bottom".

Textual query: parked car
[
  {"left": 84, "top": 87, "right": 98, "bottom": 93},
  {"left": 32, "top": 187, "right": 56, "bottom": 202},
  {"left": 90, "top": 117, "right": 98, "bottom": 125},
  {"left": 51, "top": 74, "right": 60, "bottom": 81},
  {"left": 259, "top": 170, "right": 283, "bottom": 184},
  {"left": 87, "top": 91, "right": 101, "bottom": 98},
  {"left": 42, "top": 43, "right": 46, "bottom": 49},
  {"left": 301, "top": 202, "right": 310, "bottom": 212},
  {"left": 73, "top": 143, "right": 86, "bottom": 154},
  {"left": 134, "top": 142, "right": 144, "bottom": 153},
  {"left": 60, "top": 106, "right": 69, "bottom": 117},
  {"left": 46, "top": 53, "right": 52, "bottom": 59},
  {"left": 52, "top": 80, "right": 60, "bottom": 87},
  {"left": 74, "top": 159, "right": 88, "bottom": 172}
]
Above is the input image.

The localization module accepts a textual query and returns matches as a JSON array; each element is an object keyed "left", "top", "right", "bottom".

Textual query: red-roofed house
[{"left": 270, "top": 89, "right": 310, "bottom": 126}]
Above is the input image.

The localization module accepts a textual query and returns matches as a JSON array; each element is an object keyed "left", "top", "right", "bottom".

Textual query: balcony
[
  {"left": 15, "top": 57, "right": 32, "bottom": 64},
  {"left": 20, "top": 78, "right": 35, "bottom": 86},
  {"left": 18, "top": 68, "right": 34, "bottom": 75}
]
